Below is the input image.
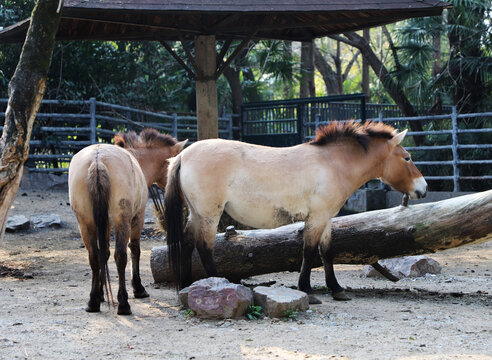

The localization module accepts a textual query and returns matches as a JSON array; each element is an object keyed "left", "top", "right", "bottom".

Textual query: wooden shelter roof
[{"left": 0, "top": 0, "right": 451, "bottom": 43}]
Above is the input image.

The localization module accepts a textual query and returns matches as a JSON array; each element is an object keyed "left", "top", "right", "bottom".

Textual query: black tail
[
  {"left": 87, "top": 161, "right": 111, "bottom": 299},
  {"left": 164, "top": 156, "right": 184, "bottom": 290}
]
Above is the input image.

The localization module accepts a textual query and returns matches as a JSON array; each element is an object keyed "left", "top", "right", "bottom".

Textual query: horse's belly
[{"left": 224, "top": 199, "right": 308, "bottom": 229}]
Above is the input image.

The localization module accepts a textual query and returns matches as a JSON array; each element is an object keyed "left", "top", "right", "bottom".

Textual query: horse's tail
[
  {"left": 164, "top": 155, "right": 184, "bottom": 290},
  {"left": 87, "top": 160, "right": 111, "bottom": 298}
]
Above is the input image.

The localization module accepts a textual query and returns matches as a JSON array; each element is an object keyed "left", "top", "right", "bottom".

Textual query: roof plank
[{"left": 0, "top": 0, "right": 452, "bottom": 43}]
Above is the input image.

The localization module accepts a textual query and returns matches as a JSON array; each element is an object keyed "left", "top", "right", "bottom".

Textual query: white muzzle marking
[{"left": 410, "top": 176, "right": 428, "bottom": 200}]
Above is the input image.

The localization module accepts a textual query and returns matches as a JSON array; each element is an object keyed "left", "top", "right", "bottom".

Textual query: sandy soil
[{"left": 0, "top": 189, "right": 491, "bottom": 360}]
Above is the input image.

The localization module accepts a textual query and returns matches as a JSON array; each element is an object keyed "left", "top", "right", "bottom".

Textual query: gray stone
[
  {"left": 253, "top": 286, "right": 309, "bottom": 318},
  {"left": 6, "top": 215, "right": 31, "bottom": 232},
  {"left": 22, "top": 172, "right": 68, "bottom": 191},
  {"left": 30, "top": 214, "right": 62, "bottom": 229},
  {"left": 364, "top": 255, "right": 442, "bottom": 279},
  {"left": 179, "top": 277, "right": 253, "bottom": 319}
]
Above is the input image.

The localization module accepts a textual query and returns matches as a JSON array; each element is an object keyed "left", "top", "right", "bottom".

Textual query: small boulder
[
  {"left": 364, "top": 255, "right": 442, "bottom": 279},
  {"left": 179, "top": 277, "right": 253, "bottom": 319},
  {"left": 30, "top": 214, "right": 62, "bottom": 229},
  {"left": 6, "top": 215, "right": 31, "bottom": 232},
  {"left": 253, "top": 286, "right": 309, "bottom": 318}
]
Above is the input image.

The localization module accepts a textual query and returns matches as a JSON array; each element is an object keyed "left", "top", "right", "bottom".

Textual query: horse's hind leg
[
  {"left": 129, "top": 213, "right": 149, "bottom": 299},
  {"left": 194, "top": 218, "right": 220, "bottom": 278},
  {"left": 181, "top": 214, "right": 219, "bottom": 288},
  {"left": 78, "top": 221, "right": 102, "bottom": 312},
  {"left": 114, "top": 219, "right": 132, "bottom": 315},
  {"left": 319, "top": 223, "right": 351, "bottom": 301}
]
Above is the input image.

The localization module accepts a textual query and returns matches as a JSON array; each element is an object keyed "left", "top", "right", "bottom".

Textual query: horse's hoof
[
  {"left": 117, "top": 304, "right": 132, "bottom": 315},
  {"left": 85, "top": 304, "right": 100, "bottom": 313},
  {"left": 332, "top": 290, "right": 351, "bottom": 301},
  {"left": 134, "top": 289, "right": 149, "bottom": 299},
  {"left": 308, "top": 294, "right": 322, "bottom": 304}
]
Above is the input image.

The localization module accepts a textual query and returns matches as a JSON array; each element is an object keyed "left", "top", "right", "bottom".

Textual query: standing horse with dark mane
[
  {"left": 69, "top": 128, "right": 186, "bottom": 315},
  {"left": 164, "top": 121, "right": 427, "bottom": 302}
]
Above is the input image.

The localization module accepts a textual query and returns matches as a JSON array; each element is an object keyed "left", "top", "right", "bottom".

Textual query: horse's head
[
  {"left": 114, "top": 129, "right": 187, "bottom": 189},
  {"left": 380, "top": 129, "right": 427, "bottom": 200}
]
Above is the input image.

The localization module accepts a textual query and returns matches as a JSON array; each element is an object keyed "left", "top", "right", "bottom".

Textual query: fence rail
[{"left": 0, "top": 98, "right": 238, "bottom": 173}]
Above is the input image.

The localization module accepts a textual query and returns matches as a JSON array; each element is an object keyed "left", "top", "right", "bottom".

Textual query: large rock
[
  {"left": 253, "top": 286, "right": 309, "bottom": 318},
  {"left": 179, "top": 277, "right": 253, "bottom": 319},
  {"left": 364, "top": 255, "right": 442, "bottom": 279},
  {"left": 30, "top": 214, "right": 62, "bottom": 229},
  {"left": 6, "top": 215, "right": 31, "bottom": 232}
]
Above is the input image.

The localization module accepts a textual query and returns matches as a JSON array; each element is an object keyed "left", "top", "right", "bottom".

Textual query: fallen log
[{"left": 151, "top": 190, "right": 492, "bottom": 283}]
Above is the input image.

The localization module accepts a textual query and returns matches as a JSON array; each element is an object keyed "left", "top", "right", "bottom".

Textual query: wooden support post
[{"left": 195, "top": 35, "right": 218, "bottom": 140}]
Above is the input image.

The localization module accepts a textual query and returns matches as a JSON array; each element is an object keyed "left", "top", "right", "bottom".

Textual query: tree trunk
[
  {"left": 151, "top": 191, "right": 492, "bottom": 283},
  {"left": 362, "top": 29, "right": 370, "bottom": 101},
  {"left": 313, "top": 45, "right": 339, "bottom": 95},
  {"left": 0, "top": 0, "right": 61, "bottom": 240},
  {"left": 300, "top": 41, "right": 315, "bottom": 98},
  {"left": 333, "top": 32, "right": 425, "bottom": 145}
]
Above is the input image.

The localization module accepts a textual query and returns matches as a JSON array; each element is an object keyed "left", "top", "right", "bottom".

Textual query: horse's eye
[{"left": 404, "top": 156, "right": 411, "bottom": 162}]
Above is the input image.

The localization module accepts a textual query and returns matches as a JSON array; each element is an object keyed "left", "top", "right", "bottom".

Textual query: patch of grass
[
  {"left": 282, "top": 309, "right": 299, "bottom": 320},
  {"left": 182, "top": 308, "right": 195, "bottom": 317},
  {"left": 245, "top": 304, "right": 263, "bottom": 320}
]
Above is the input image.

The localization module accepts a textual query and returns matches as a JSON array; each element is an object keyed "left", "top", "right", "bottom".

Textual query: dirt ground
[{"left": 0, "top": 189, "right": 491, "bottom": 360}]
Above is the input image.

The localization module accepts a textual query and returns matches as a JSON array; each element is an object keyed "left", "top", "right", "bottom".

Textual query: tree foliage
[{"left": 1, "top": 1, "right": 491, "bottom": 113}]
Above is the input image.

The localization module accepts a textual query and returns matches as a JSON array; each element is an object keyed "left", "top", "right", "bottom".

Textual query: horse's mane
[
  {"left": 310, "top": 121, "right": 395, "bottom": 151},
  {"left": 114, "top": 128, "right": 177, "bottom": 149}
]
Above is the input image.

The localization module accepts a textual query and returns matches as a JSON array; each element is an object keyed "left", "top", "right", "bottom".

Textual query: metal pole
[
  {"left": 361, "top": 95, "right": 366, "bottom": 122},
  {"left": 89, "top": 97, "right": 96, "bottom": 144},
  {"left": 451, "top": 106, "right": 460, "bottom": 192},
  {"left": 172, "top": 113, "right": 178, "bottom": 138},
  {"left": 297, "top": 104, "right": 303, "bottom": 143},
  {"left": 227, "top": 114, "right": 233, "bottom": 140}
]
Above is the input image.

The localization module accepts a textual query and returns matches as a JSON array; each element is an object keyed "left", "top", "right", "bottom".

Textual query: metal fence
[
  {"left": 0, "top": 98, "right": 237, "bottom": 173},
  {"left": 242, "top": 94, "right": 367, "bottom": 147}
]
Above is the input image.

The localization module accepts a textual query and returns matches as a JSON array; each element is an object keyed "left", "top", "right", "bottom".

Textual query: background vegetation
[{"left": 1, "top": 0, "right": 491, "bottom": 115}]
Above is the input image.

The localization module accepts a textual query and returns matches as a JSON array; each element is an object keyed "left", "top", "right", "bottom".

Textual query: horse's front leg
[
  {"left": 319, "top": 222, "right": 351, "bottom": 301},
  {"left": 129, "top": 214, "right": 149, "bottom": 299},
  {"left": 298, "top": 219, "right": 325, "bottom": 304}
]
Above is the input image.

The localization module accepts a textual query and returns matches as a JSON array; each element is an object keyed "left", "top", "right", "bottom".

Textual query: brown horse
[
  {"left": 164, "top": 121, "right": 427, "bottom": 301},
  {"left": 69, "top": 128, "right": 186, "bottom": 315}
]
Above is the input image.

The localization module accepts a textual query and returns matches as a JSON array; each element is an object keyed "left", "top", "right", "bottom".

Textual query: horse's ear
[
  {"left": 114, "top": 134, "right": 126, "bottom": 147},
  {"left": 391, "top": 129, "right": 407, "bottom": 146},
  {"left": 172, "top": 139, "right": 188, "bottom": 154}
]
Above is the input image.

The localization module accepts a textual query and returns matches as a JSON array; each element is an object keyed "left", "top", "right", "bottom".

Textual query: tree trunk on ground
[
  {"left": 300, "top": 41, "right": 316, "bottom": 98},
  {"left": 151, "top": 191, "right": 492, "bottom": 283},
  {"left": 0, "top": 0, "right": 61, "bottom": 241}
]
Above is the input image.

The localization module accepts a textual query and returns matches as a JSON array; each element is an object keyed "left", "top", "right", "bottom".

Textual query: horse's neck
[
  {"left": 132, "top": 148, "right": 157, "bottom": 186},
  {"left": 330, "top": 141, "right": 388, "bottom": 198}
]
